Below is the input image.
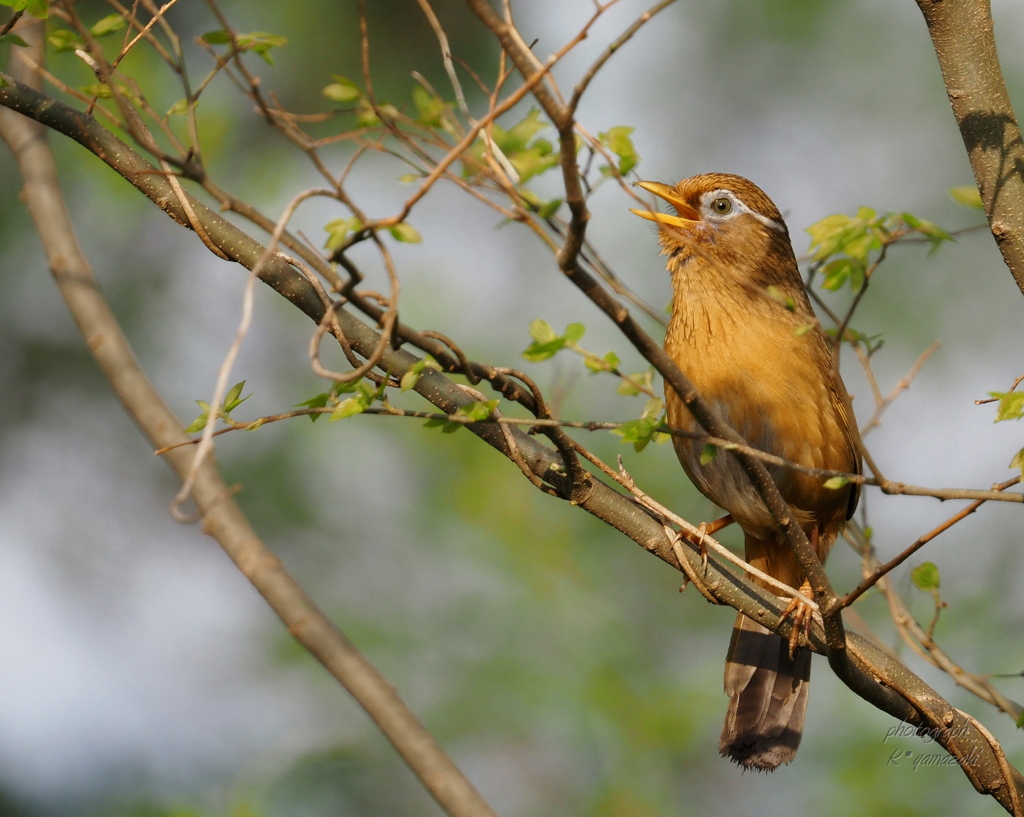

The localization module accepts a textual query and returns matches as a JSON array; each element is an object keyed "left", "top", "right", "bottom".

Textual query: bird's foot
[
  {"left": 685, "top": 514, "right": 734, "bottom": 568},
  {"left": 778, "top": 580, "right": 815, "bottom": 658},
  {"left": 668, "top": 526, "right": 718, "bottom": 604}
]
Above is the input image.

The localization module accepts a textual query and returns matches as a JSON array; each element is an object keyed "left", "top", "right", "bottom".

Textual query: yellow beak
[{"left": 630, "top": 181, "right": 700, "bottom": 227}]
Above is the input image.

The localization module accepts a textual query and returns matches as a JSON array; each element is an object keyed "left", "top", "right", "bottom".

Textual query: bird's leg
[
  {"left": 778, "top": 527, "right": 819, "bottom": 657},
  {"left": 778, "top": 580, "right": 814, "bottom": 658},
  {"left": 686, "top": 514, "right": 734, "bottom": 567}
]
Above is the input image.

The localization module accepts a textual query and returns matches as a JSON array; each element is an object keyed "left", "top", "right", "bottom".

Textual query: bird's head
[{"left": 631, "top": 173, "right": 799, "bottom": 293}]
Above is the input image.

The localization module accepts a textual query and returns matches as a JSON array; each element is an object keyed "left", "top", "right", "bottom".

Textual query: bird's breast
[{"left": 664, "top": 294, "right": 853, "bottom": 538}]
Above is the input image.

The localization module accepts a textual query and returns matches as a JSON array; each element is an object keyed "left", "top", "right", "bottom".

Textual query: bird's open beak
[{"left": 630, "top": 181, "right": 700, "bottom": 227}]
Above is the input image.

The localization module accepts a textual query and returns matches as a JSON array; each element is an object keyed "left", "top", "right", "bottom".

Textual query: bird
[{"left": 630, "top": 173, "right": 860, "bottom": 771}]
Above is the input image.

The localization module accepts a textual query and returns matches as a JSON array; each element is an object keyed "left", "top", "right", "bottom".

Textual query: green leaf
[
  {"left": 354, "top": 100, "right": 381, "bottom": 127},
  {"left": 699, "top": 444, "right": 717, "bottom": 465},
  {"left": 388, "top": 222, "right": 422, "bottom": 243},
  {"left": 528, "top": 319, "right": 557, "bottom": 344},
  {"left": 598, "top": 125, "right": 639, "bottom": 176},
  {"left": 47, "top": 29, "right": 82, "bottom": 52},
  {"left": 457, "top": 400, "right": 499, "bottom": 423},
  {"left": 323, "top": 80, "right": 361, "bottom": 103},
  {"left": 823, "top": 476, "right": 849, "bottom": 490},
  {"left": 184, "top": 410, "right": 210, "bottom": 434},
  {"left": 911, "top": 561, "right": 941, "bottom": 592},
  {"left": 22, "top": 0, "right": 48, "bottom": 17},
  {"left": 508, "top": 144, "right": 558, "bottom": 184},
  {"left": 612, "top": 398, "right": 666, "bottom": 452},
  {"left": 493, "top": 108, "right": 547, "bottom": 153},
  {"left": 324, "top": 216, "right": 362, "bottom": 252},
  {"left": 991, "top": 391, "right": 1024, "bottom": 422},
  {"left": 563, "top": 322, "right": 585, "bottom": 344},
  {"left": 295, "top": 391, "right": 332, "bottom": 422},
  {"left": 536, "top": 198, "right": 563, "bottom": 219},
  {"left": 412, "top": 85, "right": 446, "bottom": 127},
  {"left": 400, "top": 355, "right": 441, "bottom": 392},
  {"left": 91, "top": 14, "right": 126, "bottom": 37},
  {"left": 820, "top": 258, "right": 857, "bottom": 292},
  {"left": 222, "top": 381, "right": 250, "bottom": 415},
  {"left": 949, "top": 185, "right": 983, "bottom": 209},
  {"left": 235, "top": 31, "right": 287, "bottom": 64},
  {"left": 166, "top": 99, "right": 190, "bottom": 117},
  {"left": 616, "top": 369, "right": 653, "bottom": 397},
  {"left": 1, "top": 33, "right": 28, "bottom": 47},
  {"left": 330, "top": 396, "right": 367, "bottom": 421},
  {"left": 200, "top": 30, "right": 231, "bottom": 45},
  {"left": 1009, "top": 447, "right": 1024, "bottom": 475},
  {"left": 584, "top": 350, "right": 619, "bottom": 374},
  {"left": 522, "top": 321, "right": 586, "bottom": 362}
]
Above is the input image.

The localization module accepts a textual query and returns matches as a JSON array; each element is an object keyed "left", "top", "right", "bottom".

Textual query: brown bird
[{"left": 631, "top": 173, "right": 860, "bottom": 771}]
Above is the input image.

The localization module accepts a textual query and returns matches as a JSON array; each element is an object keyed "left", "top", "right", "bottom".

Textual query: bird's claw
[{"left": 778, "top": 581, "right": 815, "bottom": 658}]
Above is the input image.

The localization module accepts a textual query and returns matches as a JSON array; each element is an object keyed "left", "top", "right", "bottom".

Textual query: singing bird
[{"left": 631, "top": 173, "right": 860, "bottom": 771}]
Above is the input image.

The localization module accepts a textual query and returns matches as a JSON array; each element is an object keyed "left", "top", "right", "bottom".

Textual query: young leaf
[
  {"left": 563, "top": 323, "right": 586, "bottom": 344},
  {"left": 823, "top": 476, "right": 849, "bottom": 490},
  {"left": 235, "top": 31, "right": 287, "bottom": 64},
  {"left": 1009, "top": 447, "right": 1024, "bottom": 475},
  {"left": 388, "top": 222, "right": 422, "bottom": 244},
  {"left": 458, "top": 400, "right": 499, "bottom": 423},
  {"left": 495, "top": 109, "right": 547, "bottom": 153},
  {"left": 528, "top": 319, "right": 558, "bottom": 344},
  {"left": 330, "top": 396, "right": 367, "bottom": 421},
  {"left": 323, "top": 79, "right": 361, "bottom": 103},
  {"left": 184, "top": 401, "right": 212, "bottom": 434},
  {"left": 47, "top": 29, "right": 82, "bottom": 52},
  {"left": 400, "top": 356, "right": 442, "bottom": 392},
  {"left": 612, "top": 398, "right": 666, "bottom": 451},
  {"left": 295, "top": 391, "right": 332, "bottom": 422},
  {"left": 324, "top": 217, "right": 362, "bottom": 252},
  {"left": 616, "top": 369, "right": 653, "bottom": 397},
  {"left": 222, "top": 381, "right": 250, "bottom": 415},
  {"left": 911, "top": 561, "right": 941, "bottom": 592},
  {"left": 412, "top": 85, "right": 446, "bottom": 127},
  {"left": 91, "top": 14, "right": 126, "bottom": 37},
  {"left": 536, "top": 198, "right": 563, "bottom": 219},
  {"left": 584, "top": 350, "right": 619, "bottom": 374},
  {"left": 699, "top": 444, "right": 717, "bottom": 465},
  {"left": 991, "top": 391, "right": 1024, "bottom": 422},
  {"left": 949, "top": 185, "right": 983, "bottom": 209},
  {"left": 199, "top": 30, "right": 231, "bottom": 45},
  {"left": 598, "top": 125, "right": 639, "bottom": 175}
]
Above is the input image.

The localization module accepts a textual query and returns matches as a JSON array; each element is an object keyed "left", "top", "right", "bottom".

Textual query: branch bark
[{"left": 917, "top": 0, "right": 1024, "bottom": 295}]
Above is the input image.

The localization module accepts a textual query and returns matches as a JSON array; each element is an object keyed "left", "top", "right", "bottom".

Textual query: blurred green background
[{"left": 1, "top": 1, "right": 1023, "bottom": 815}]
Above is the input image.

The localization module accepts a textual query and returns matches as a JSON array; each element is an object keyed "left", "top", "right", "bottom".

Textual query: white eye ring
[{"left": 702, "top": 189, "right": 785, "bottom": 233}]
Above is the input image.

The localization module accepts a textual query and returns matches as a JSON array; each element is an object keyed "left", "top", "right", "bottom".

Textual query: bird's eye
[{"left": 710, "top": 196, "right": 733, "bottom": 215}]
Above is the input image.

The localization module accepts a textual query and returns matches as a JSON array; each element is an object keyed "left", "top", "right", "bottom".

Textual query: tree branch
[{"left": 917, "top": 0, "right": 1024, "bottom": 295}]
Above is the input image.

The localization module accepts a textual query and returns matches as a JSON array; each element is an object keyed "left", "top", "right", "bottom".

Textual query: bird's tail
[{"left": 719, "top": 611, "right": 810, "bottom": 771}]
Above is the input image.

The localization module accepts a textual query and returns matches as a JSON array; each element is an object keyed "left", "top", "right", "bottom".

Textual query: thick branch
[{"left": 917, "top": 0, "right": 1024, "bottom": 295}]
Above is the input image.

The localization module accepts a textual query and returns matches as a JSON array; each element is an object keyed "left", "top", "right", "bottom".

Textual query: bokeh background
[{"left": 1, "top": 1, "right": 1023, "bottom": 815}]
